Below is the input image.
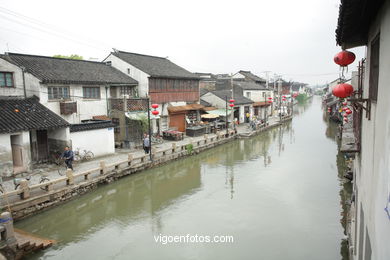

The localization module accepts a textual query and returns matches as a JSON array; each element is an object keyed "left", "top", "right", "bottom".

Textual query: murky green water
[{"left": 17, "top": 97, "right": 346, "bottom": 260}]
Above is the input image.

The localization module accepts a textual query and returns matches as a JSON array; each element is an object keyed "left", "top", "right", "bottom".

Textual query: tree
[{"left": 53, "top": 54, "right": 83, "bottom": 60}]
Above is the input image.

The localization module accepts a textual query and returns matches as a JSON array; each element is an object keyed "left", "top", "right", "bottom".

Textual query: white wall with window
[{"left": 41, "top": 84, "right": 108, "bottom": 124}]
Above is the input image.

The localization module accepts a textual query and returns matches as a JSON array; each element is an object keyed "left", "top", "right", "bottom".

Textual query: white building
[
  {"left": 336, "top": 0, "right": 390, "bottom": 259},
  {"left": 0, "top": 53, "right": 137, "bottom": 163},
  {"left": 201, "top": 89, "right": 253, "bottom": 123},
  {"left": 103, "top": 50, "right": 200, "bottom": 132}
]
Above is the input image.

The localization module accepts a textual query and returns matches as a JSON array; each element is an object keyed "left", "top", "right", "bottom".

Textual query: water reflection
[{"left": 17, "top": 97, "right": 346, "bottom": 260}]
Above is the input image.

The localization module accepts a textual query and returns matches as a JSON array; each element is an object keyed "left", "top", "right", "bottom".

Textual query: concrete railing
[{"left": 0, "top": 130, "right": 237, "bottom": 203}]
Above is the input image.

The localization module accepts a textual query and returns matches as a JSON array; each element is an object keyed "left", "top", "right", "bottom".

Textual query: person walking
[
  {"left": 143, "top": 133, "right": 150, "bottom": 154},
  {"left": 61, "top": 146, "right": 74, "bottom": 171}
]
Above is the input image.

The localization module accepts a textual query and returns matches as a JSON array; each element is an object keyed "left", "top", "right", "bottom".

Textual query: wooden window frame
[
  {"left": 83, "top": 86, "right": 101, "bottom": 99},
  {"left": 48, "top": 86, "right": 70, "bottom": 100},
  {"left": 0, "top": 72, "right": 14, "bottom": 88}
]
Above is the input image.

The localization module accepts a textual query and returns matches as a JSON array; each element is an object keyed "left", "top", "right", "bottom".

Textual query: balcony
[{"left": 108, "top": 98, "right": 148, "bottom": 112}]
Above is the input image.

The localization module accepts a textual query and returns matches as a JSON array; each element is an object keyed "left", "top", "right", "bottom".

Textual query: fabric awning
[
  {"left": 206, "top": 109, "right": 232, "bottom": 116},
  {"left": 201, "top": 114, "right": 219, "bottom": 119}
]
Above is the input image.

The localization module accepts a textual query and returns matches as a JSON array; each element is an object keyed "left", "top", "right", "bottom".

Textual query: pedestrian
[
  {"left": 61, "top": 146, "right": 74, "bottom": 171},
  {"left": 246, "top": 112, "right": 250, "bottom": 123},
  {"left": 143, "top": 133, "right": 150, "bottom": 154}
]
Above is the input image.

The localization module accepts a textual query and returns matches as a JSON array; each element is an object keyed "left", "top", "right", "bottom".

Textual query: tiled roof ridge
[
  {"left": 114, "top": 50, "right": 168, "bottom": 60},
  {"left": 6, "top": 52, "right": 107, "bottom": 65}
]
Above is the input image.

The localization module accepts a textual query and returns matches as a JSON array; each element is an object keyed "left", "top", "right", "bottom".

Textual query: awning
[
  {"left": 168, "top": 104, "right": 205, "bottom": 113},
  {"left": 201, "top": 114, "right": 219, "bottom": 119},
  {"left": 253, "top": 102, "right": 271, "bottom": 107},
  {"left": 125, "top": 112, "right": 160, "bottom": 120},
  {"left": 206, "top": 109, "right": 232, "bottom": 116}
]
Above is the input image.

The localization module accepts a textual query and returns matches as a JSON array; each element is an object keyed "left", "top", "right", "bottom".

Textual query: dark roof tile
[
  {"left": 1, "top": 53, "right": 138, "bottom": 85},
  {"left": 112, "top": 51, "right": 199, "bottom": 79},
  {"left": 0, "top": 96, "right": 69, "bottom": 133}
]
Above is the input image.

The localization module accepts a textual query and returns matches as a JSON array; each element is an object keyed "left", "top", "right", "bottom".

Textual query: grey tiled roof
[
  {"left": 234, "top": 81, "right": 268, "bottom": 90},
  {"left": 0, "top": 96, "right": 69, "bottom": 134},
  {"left": 200, "top": 88, "right": 209, "bottom": 96},
  {"left": 70, "top": 120, "right": 116, "bottom": 132},
  {"left": 1, "top": 53, "right": 138, "bottom": 85},
  {"left": 238, "top": 70, "right": 266, "bottom": 83},
  {"left": 211, "top": 90, "right": 253, "bottom": 105},
  {"left": 112, "top": 51, "right": 199, "bottom": 79}
]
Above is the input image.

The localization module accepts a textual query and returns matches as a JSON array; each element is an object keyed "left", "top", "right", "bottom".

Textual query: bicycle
[
  {"left": 14, "top": 175, "right": 51, "bottom": 191},
  {"left": 74, "top": 148, "right": 94, "bottom": 162}
]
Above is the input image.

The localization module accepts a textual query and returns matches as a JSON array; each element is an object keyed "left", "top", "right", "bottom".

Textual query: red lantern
[
  {"left": 334, "top": 50, "right": 356, "bottom": 66},
  {"left": 268, "top": 97, "right": 273, "bottom": 100},
  {"left": 332, "top": 83, "right": 354, "bottom": 98},
  {"left": 282, "top": 98, "right": 286, "bottom": 101},
  {"left": 151, "top": 104, "right": 159, "bottom": 109},
  {"left": 229, "top": 103, "right": 234, "bottom": 107},
  {"left": 346, "top": 109, "right": 352, "bottom": 115},
  {"left": 342, "top": 101, "right": 347, "bottom": 106},
  {"left": 268, "top": 100, "right": 273, "bottom": 103},
  {"left": 229, "top": 99, "right": 235, "bottom": 103},
  {"left": 152, "top": 110, "right": 159, "bottom": 116}
]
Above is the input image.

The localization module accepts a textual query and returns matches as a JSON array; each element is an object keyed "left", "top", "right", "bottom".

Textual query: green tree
[{"left": 53, "top": 54, "right": 83, "bottom": 60}]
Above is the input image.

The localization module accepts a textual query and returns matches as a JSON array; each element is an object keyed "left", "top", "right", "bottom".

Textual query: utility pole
[
  {"left": 147, "top": 97, "right": 152, "bottom": 161},
  {"left": 225, "top": 96, "right": 228, "bottom": 136},
  {"left": 278, "top": 78, "right": 282, "bottom": 123}
]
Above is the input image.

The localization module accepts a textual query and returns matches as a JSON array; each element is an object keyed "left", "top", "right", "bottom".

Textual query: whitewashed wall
[
  {"left": 353, "top": 2, "right": 390, "bottom": 260},
  {"left": 70, "top": 127, "right": 115, "bottom": 157},
  {"left": 0, "top": 58, "right": 41, "bottom": 97},
  {"left": 103, "top": 54, "right": 149, "bottom": 97},
  {"left": 40, "top": 84, "right": 108, "bottom": 124}
]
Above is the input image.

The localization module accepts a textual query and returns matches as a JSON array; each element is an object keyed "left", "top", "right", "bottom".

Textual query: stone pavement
[{"left": 0, "top": 116, "right": 282, "bottom": 193}]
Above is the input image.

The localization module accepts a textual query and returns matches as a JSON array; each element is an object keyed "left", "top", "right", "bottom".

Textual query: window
[
  {"left": 83, "top": 87, "right": 101, "bottom": 99},
  {"left": 262, "top": 92, "right": 266, "bottom": 97},
  {"left": 127, "top": 68, "right": 131, "bottom": 74},
  {"left": 369, "top": 34, "right": 380, "bottom": 102},
  {"left": 0, "top": 72, "right": 14, "bottom": 87},
  {"left": 48, "top": 86, "right": 70, "bottom": 100},
  {"left": 120, "top": 86, "right": 137, "bottom": 97},
  {"left": 246, "top": 92, "right": 251, "bottom": 98}
]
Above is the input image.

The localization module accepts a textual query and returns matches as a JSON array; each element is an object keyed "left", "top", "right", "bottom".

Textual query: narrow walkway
[{"left": 1, "top": 116, "right": 282, "bottom": 193}]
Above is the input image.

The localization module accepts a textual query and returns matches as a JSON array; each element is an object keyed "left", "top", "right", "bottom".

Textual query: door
[
  {"left": 36, "top": 130, "right": 48, "bottom": 161},
  {"left": 169, "top": 113, "right": 186, "bottom": 132},
  {"left": 11, "top": 135, "right": 23, "bottom": 167}
]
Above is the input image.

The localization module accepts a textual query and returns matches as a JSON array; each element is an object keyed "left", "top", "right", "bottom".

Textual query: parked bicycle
[
  {"left": 14, "top": 175, "right": 50, "bottom": 191},
  {"left": 74, "top": 148, "right": 94, "bottom": 162}
]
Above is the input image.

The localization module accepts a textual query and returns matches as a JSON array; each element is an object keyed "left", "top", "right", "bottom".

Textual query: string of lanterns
[
  {"left": 229, "top": 99, "right": 235, "bottom": 108},
  {"left": 151, "top": 104, "right": 159, "bottom": 116},
  {"left": 332, "top": 50, "right": 356, "bottom": 99}
]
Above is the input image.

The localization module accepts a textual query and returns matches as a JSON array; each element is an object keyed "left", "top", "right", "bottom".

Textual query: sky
[{"left": 0, "top": 0, "right": 365, "bottom": 86}]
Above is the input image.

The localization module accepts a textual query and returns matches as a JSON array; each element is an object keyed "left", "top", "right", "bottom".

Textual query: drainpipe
[
  {"left": 147, "top": 97, "right": 152, "bottom": 161},
  {"left": 21, "top": 67, "right": 27, "bottom": 98},
  {"left": 105, "top": 86, "right": 109, "bottom": 116}
]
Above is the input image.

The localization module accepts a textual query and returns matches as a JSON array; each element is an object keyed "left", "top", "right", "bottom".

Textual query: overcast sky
[{"left": 0, "top": 0, "right": 365, "bottom": 85}]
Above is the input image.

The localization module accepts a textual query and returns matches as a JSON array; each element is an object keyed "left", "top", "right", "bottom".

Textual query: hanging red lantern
[
  {"left": 334, "top": 50, "right": 356, "bottom": 66},
  {"left": 282, "top": 95, "right": 286, "bottom": 98},
  {"left": 229, "top": 103, "right": 234, "bottom": 107},
  {"left": 268, "top": 97, "right": 273, "bottom": 100},
  {"left": 152, "top": 110, "right": 159, "bottom": 116},
  {"left": 282, "top": 98, "right": 286, "bottom": 101},
  {"left": 346, "top": 109, "right": 352, "bottom": 115},
  {"left": 332, "top": 83, "right": 354, "bottom": 98},
  {"left": 229, "top": 99, "right": 235, "bottom": 103},
  {"left": 151, "top": 104, "right": 159, "bottom": 109},
  {"left": 268, "top": 100, "right": 273, "bottom": 103}
]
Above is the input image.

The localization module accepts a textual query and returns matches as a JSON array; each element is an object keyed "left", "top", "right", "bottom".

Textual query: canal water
[{"left": 17, "top": 96, "right": 347, "bottom": 260}]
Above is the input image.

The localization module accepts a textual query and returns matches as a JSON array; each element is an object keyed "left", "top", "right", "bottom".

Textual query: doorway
[
  {"left": 11, "top": 135, "right": 23, "bottom": 172},
  {"left": 36, "top": 130, "right": 49, "bottom": 162}
]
